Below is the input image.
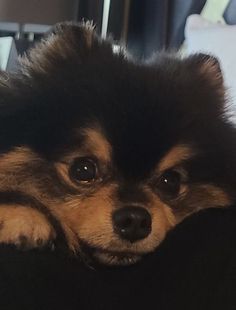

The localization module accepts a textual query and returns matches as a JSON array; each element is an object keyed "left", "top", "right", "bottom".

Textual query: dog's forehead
[
  {"left": 76, "top": 121, "right": 193, "bottom": 179},
  {"left": 18, "top": 52, "right": 219, "bottom": 168},
  {"left": 69, "top": 69, "right": 189, "bottom": 178}
]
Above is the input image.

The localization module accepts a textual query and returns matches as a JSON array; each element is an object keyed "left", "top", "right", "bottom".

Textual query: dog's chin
[
  {"left": 93, "top": 249, "right": 142, "bottom": 266},
  {"left": 80, "top": 241, "right": 143, "bottom": 266}
]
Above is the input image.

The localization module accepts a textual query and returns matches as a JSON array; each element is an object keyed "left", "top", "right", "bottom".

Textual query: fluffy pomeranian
[{"left": 0, "top": 21, "right": 235, "bottom": 266}]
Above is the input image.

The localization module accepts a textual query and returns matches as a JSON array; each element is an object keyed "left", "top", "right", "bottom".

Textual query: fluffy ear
[
  {"left": 183, "top": 53, "right": 227, "bottom": 117},
  {"left": 187, "top": 53, "right": 224, "bottom": 91},
  {"left": 19, "top": 21, "right": 113, "bottom": 76}
]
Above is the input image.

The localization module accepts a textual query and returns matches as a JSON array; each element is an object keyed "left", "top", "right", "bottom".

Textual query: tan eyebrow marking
[
  {"left": 81, "top": 127, "right": 111, "bottom": 163},
  {"left": 56, "top": 126, "right": 111, "bottom": 188},
  {"left": 158, "top": 144, "right": 195, "bottom": 172}
]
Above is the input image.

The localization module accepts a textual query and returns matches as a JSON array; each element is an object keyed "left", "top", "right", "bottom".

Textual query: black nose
[{"left": 112, "top": 206, "right": 152, "bottom": 243}]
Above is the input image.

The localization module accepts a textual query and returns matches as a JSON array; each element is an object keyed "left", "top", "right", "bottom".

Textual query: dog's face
[{"left": 0, "top": 22, "right": 235, "bottom": 266}]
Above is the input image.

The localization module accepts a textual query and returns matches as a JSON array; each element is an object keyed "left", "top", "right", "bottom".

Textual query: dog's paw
[{"left": 0, "top": 206, "right": 55, "bottom": 249}]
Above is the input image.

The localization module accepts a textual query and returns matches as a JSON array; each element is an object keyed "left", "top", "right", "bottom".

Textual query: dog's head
[{"left": 0, "top": 22, "right": 235, "bottom": 265}]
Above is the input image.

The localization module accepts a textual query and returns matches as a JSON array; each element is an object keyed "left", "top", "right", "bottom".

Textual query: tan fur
[
  {"left": 201, "top": 184, "right": 230, "bottom": 206},
  {"left": 0, "top": 139, "right": 231, "bottom": 263},
  {"left": 52, "top": 185, "right": 117, "bottom": 251},
  {"left": 0, "top": 147, "right": 38, "bottom": 169},
  {"left": 55, "top": 126, "right": 111, "bottom": 187},
  {"left": 52, "top": 131, "right": 177, "bottom": 254},
  {"left": 174, "top": 184, "right": 231, "bottom": 221},
  {"left": 0, "top": 147, "right": 51, "bottom": 204},
  {"left": 81, "top": 127, "right": 112, "bottom": 163},
  {"left": 0, "top": 206, "right": 54, "bottom": 247},
  {"left": 50, "top": 184, "right": 177, "bottom": 254},
  {"left": 0, "top": 147, "right": 41, "bottom": 192},
  {"left": 54, "top": 178, "right": 229, "bottom": 259},
  {"left": 158, "top": 144, "right": 194, "bottom": 172},
  {"left": 57, "top": 127, "right": 111, "bottom": 165},
  {"left": 188, "top": 184, "right": 231, "bottom": 210},
  {"left": 55, "top": 162, "right": 79, "bottom": 190},
  {"left": 144, "top": 190, "right": 177, "bottom": 251}
]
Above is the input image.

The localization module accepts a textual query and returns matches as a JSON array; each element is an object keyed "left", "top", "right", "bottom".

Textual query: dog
[{"left": 0, "top": 21, "right": 235, "bottom": 266}]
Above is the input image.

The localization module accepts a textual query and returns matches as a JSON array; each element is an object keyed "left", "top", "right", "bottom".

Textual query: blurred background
[
  {"left": 0, "top": 0, "right": 232, "bottom": 58},
  {"left": 0, "top": 0, "right": 236, "bottom": 114}
]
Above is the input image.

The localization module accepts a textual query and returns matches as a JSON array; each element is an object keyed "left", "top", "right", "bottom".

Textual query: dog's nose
[{"left": 112, "top": 206, "right": 152, "bottom": 243}]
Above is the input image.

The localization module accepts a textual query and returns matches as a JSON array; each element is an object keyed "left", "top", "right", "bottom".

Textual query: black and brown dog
[{"left": 0, "top": 22, "right": 235, "bottom": 266}]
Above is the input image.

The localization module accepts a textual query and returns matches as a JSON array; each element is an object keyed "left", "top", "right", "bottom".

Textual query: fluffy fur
[{"left": 0, "top": 21, "right": 235, "bottom": 266}]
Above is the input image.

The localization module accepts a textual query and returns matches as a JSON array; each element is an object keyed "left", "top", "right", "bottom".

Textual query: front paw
[{"left": 0, "top": 206, "right": 55, "bottom": 249}]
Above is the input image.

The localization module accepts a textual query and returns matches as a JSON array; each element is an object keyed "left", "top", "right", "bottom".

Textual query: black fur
[
  {"left": 0, "top": 21, "right": 235, "bottom": 309},
  {"left": 0, "top": 22, "right": 236, "bottom": 200}
]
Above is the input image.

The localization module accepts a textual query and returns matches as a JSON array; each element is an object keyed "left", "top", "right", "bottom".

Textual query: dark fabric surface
[{"left": 0, "top": 208, "right": 236, "bottom": 310}]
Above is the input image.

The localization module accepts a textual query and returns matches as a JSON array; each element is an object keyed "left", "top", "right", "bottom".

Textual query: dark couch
[{"left": 0, "top": 207, "right": 236, "bottom": 310}]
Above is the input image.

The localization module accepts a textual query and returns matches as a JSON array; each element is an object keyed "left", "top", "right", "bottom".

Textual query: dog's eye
[
  {"left": 156, "top": 170, "right": 181, "bottom": 199},
  {"left": 69, "top": 157, "right": 98, "bottom": 184}
]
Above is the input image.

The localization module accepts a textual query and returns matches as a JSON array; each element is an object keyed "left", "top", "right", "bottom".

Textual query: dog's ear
[
  {"left": 19, "top": 21, "right": 114, "bottom": 76},
  {"left": 186, "top": 53, "right": 226, "bottom": 116},
  {"left": 187, "top": 53, "right": 224, "bottom": 92}
]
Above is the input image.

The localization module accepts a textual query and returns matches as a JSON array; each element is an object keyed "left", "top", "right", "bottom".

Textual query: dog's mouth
[
  {"left": 80, "top": 242, "right": 143, "bottom": 266},
  {"left": 93, "top": 248, "right": 142, "bottom": 266}
]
